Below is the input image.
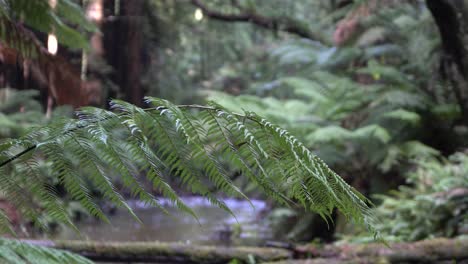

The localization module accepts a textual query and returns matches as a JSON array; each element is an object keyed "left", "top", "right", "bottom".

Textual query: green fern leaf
[
  {"left": 0, "top": 98, "right": 379, "bottom": 252},
  {"left": 0, "top": 239, "right": 93, "bottom": 264}
]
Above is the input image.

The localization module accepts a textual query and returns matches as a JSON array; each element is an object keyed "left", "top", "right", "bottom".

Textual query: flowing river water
[{"left": 46, "top": 197, "right": 273, "bottom": 246}]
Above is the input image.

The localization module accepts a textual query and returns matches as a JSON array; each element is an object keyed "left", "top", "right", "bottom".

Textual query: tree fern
[{"left": 0, "top": 96, "right": 377, "bottom": 228}]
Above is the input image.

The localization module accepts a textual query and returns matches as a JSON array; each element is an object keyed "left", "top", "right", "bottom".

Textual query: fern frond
[
  {"left": 0, "top": 97, "right": 377, "bottom": 241},
  {"left": 77, "top": 107, "right": 163, "bottom": 214},
  {"left": 128, "top": 104, "right": 235, "bottom": 215},
  {"left": 1, "top": 140, "right": 71, "bottom": 231},
  {"left": 250, "top": 113, "right": 372, "bottom": 222},
  {"left": 0, "top": 239, "right": 92, "bottom": 264},
  {"left": 39, "top": 139, "right": 108, "bottom": 223},
  {"left": 0, "top": 208, "right": 14, "bottom": 235},
  {"left": 144, "top": 99, "right": 252, "bottom": 202}
]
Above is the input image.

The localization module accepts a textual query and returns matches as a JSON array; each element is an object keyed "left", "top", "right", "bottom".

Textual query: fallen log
[
  {"left": 263, "top": 257, "right": 385, "bottom": 264},
  {"left": 19, "top": 237, "right": 468, "bottom": 263},
  {"left": 266, "top": 237, "right": 468, "bottom": 264},
  {"left": 21, "top": 239, "right": 292, "bottom": 263}
]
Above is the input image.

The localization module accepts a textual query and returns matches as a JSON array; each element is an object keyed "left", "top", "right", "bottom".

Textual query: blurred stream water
[{"left": 47, "top": 197, "right": 272, "bottom": 246}]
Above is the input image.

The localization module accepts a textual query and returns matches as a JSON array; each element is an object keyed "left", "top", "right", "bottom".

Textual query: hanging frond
[
  {"left": 0, "top": 97, "right": 378, "bottom": 240},
  {"left": 0, "top": 238, "right": 93, "bottom": 264}
]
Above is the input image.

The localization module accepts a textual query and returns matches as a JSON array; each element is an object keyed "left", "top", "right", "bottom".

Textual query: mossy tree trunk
[{"left": 21, "top": 237, "right": 468, "bottom": 263}]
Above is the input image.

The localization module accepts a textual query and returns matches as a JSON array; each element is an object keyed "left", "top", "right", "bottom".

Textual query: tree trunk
[
  {"left": 426, "top": 0, "right": 468, "bottom": 124},
  {"left": 103, "top": 0, "right": 145, "bottom": 106},
  {"left": 123, "top": 0, "right": 144, "bottom": 105}
]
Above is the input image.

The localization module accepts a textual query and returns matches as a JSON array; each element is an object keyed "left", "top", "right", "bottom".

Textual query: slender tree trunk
[
  {"left": 103, "top": 0, "right": 145, "bottom": 106},
  {"left": 82, "top": 0, "right": 105, "bottom": 106},
  {"left": 122, "top": 0, "right": 144, "bottom": 105}
]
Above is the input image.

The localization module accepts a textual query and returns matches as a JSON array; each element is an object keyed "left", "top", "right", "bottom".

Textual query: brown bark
[
  {"left": 0, "top": 45, "right": 87, "bottom": 108},
  {"left": 103, "top": 0, "right": 145, "bottom": 106},
  {"left": 0, "top": 19, "right": 99, "bottom": 108},
  {"left": 124, "top": 0, "right": 144, "bottom": 105}
]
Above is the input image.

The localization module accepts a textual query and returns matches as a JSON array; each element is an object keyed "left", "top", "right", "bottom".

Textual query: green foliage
[
  {"left": 201, "top": 2, "right": 464, "bottom": 242},
  {"left": 352, "top": 153, "right": 468, "bottom": 242},
  {"left": 207, "top": 66, "right": 439, "bottom": 175},
  {"left": 2, "top": 0, "right": 465, "bottom": 262},
  {"left": 0, "top": 97, "right": 377, "bottom": 236},
  {"left": 0, "top": 238, "right": 92, "bottom": 264},
  {"left": 0, "top": 0, "right": 96, "bottom": 57},
  {"left": 0, "top": 89, "right": 98, "bottom": 264},
  {"left": 0, "top": 89, "right": 78, "bottom": 236},
  {"left": 0, "top": 88, "right": 74, "bottom": 138},
  {"left": 205, "top": 2, "right": 446, "bottom": 178},
  {"left": 143, "top": 1, "right": 337, "bottom": 103}
]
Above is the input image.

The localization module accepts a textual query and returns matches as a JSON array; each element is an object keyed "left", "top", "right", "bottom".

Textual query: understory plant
[
  {"left": 203, "top": 2, "right": 463, "bottom": 242},
  {"left": 366, "top": 153, "right": 468, "bottom": 242}
]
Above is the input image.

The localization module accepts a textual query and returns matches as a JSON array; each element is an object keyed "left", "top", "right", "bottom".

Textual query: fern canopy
[{"left": 0, "top": 97, "right": 376, "bottom": 235}]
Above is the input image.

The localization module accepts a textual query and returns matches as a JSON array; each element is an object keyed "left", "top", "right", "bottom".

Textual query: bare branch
[{"left": 190, "top": 0, "right": 329, "bottom": 43}]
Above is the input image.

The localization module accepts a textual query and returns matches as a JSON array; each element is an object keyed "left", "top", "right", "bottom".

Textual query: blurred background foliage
[{"left": 0, "top": 0, "right": 467, "bottom": 245}]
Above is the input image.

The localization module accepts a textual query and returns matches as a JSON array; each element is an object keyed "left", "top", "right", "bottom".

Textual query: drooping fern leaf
[
  {"left": 0, "top": 239, "right": 93, "bottom": 264},
  {"left": 0, "top": 98, "right": 378, "bottom": 251}
]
